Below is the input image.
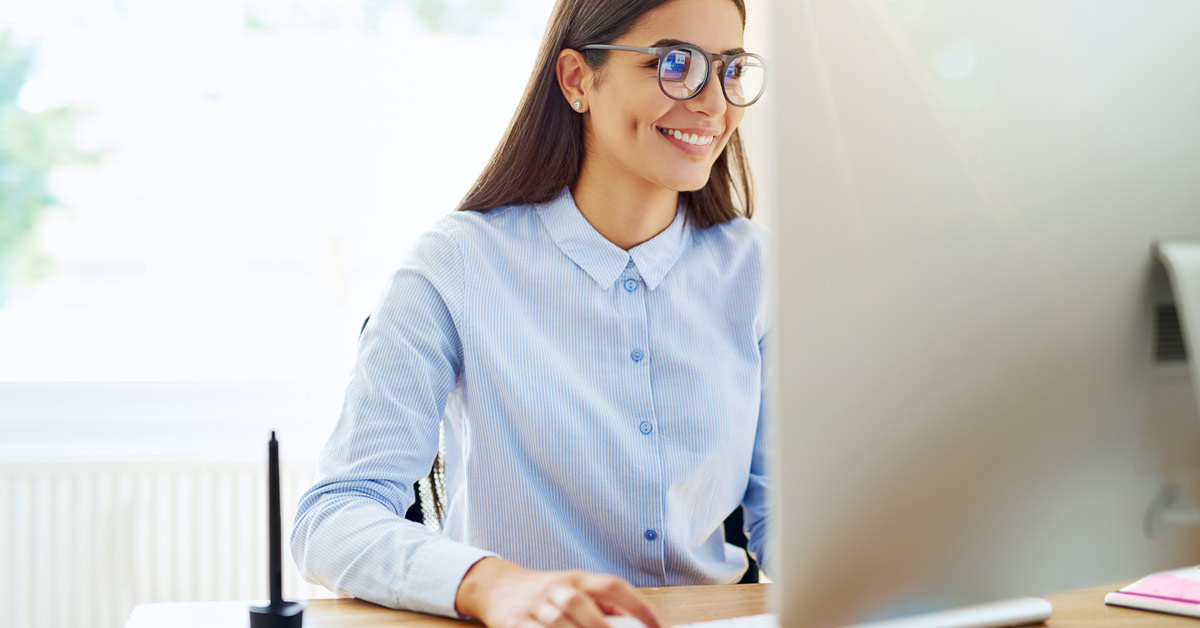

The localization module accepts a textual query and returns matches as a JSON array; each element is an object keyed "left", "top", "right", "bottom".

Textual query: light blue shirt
[{"left": 292, "top": 188, "right": 770, "bottom": 618}]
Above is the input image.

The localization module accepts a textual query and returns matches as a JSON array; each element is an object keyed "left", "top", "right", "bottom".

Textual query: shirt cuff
[{"left": 401, "top": 536, "right": 498, "bottom": 618}]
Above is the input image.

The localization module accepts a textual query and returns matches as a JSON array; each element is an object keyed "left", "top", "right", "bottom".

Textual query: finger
[
  {"left": 580, "top": 576, "right": 663, "bottom": 628},
  {"left": 594, "top": 598, "right": 624, "bottom": 616},
  {"left": 550, "top": 585, "right": 611, "bottom": 628}
]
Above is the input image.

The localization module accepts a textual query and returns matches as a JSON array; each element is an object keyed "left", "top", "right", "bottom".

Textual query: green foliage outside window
[{"left": 0, "top": 30, "right": 93, "bottom": 304}]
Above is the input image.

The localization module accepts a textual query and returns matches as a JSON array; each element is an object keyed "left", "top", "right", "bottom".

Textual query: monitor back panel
[{"left": 768, "top": 1, "right": 1200, "bottom": 625}]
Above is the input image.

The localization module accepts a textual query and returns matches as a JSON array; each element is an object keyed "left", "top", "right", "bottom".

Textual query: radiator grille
[{"left": 0, "top": 461, "right": 332, "bottom": 628}]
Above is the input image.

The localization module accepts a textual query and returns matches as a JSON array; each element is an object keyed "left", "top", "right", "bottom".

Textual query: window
[{"left": 0, "top": 0, "right": 553, "bottom": 454}]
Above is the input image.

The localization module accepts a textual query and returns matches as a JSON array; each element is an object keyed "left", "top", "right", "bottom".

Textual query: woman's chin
[{"left": 661, "top": 171, "right": 713, "bottom": 193}]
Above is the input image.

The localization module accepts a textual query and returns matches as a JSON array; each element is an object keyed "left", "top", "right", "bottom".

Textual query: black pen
[{"left": 250, "top": 431, "right": 304, "bottom": 627}]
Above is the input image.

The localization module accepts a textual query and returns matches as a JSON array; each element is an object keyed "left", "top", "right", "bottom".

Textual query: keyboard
[{"left": 604, "top": 615, "right": 778, "bottom": 628}]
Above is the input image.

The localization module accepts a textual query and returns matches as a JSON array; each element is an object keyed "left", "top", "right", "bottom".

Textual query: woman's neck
[{"left": 570, "top": 166, "right": 679, "bottom": 251}]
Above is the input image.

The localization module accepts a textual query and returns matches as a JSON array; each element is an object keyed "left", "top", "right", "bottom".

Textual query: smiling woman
[{"left": 290, "top": 1, "right": 771, "bottom": 627}]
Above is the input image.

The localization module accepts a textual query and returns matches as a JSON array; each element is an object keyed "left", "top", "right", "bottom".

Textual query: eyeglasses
[{"left": 578, "top": 44, "right": 768, "bottom": 107}]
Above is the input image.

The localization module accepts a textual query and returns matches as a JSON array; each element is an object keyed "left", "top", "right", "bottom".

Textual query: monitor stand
[
  {"left": 1157, "top": 241, "right": 1200, "bottom": 415},
  {"left": 1148, "top": 241, "right": 1200, "bottom": 533},
  {"left": 608, "top": 596, "right": 1052, "bottom": 627}
]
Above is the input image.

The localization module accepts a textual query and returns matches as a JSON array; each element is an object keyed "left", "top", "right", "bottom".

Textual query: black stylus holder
[
  {"left": 250, "top": 600, "right": 305, "bottom": 628},
  {"left": 249, "top": 431, "right": 305, "bottom": 627}
]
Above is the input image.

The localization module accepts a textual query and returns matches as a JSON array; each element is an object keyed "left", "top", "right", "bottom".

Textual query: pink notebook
[{"left": 1105, "top": 566, "right": 1200, "bottom": 619}]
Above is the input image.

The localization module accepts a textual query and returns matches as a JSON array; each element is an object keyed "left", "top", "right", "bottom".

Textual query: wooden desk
[{"left": 125, "top": 582, "right": 1196, "bottom": 627}]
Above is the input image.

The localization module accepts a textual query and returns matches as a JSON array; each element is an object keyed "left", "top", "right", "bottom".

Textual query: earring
[{"left": 573, "top": 101, "right": 582, "bottom": 110}]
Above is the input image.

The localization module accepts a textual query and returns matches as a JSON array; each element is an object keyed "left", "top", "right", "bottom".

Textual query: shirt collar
[{"left": 537, "top": 188, "right": 691, "bottom": 291}]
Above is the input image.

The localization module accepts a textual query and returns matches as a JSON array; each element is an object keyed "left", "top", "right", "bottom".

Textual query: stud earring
[{"left": 573, "top": 101, "right": 582, "bottom": 110}]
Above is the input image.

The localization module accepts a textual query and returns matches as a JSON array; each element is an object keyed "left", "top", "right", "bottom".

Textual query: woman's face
[{"left": 584, "top": 0, "right": 747, "bottom": 193}]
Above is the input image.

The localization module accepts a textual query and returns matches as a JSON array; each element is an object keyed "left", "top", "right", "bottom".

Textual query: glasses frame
[{"left": 578, "top": 44, "right": 768, "bottom": 107}]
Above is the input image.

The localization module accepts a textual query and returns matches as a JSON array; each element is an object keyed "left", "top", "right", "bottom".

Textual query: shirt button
[
  {"left": 638, "top": 420, "right": 653, "bottom": 435},
  {"left": 624, "top": 279, "right": 638, "bottom": 293},
  {"left": 630, "top": 349, "right": 644, "bottom": 362},
  {"left": 644, "top": 529, "right": 658, "bottom": 541}
]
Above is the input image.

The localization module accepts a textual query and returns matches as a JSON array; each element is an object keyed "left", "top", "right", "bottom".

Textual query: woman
[{"left": 292, "top": 0, "right": 770, "bottom": 626}]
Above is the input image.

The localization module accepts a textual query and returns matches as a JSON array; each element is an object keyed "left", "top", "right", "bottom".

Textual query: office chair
[{"left": 358, "top": 315, "right": 758, "bottom": 583}]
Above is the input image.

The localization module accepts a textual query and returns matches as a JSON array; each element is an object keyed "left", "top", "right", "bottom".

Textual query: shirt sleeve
[
  {"left": 741, "top": 334, "right": 770, "bottom": 576},
  {"left": 290, "top": 225, "right": 496, "bottom": 618}
]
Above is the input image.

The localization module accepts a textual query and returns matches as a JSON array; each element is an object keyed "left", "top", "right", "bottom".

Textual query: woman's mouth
[{"left": 655, "top": 126, "right": 719, "bottom": 155}]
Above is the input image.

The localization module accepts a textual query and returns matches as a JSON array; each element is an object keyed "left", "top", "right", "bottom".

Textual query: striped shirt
[{"left": 291, "top": 187, "right": 770, "bottom": 618}]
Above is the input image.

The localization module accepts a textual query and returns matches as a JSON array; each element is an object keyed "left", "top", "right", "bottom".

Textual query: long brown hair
[{"left": 456, "top": 0, "right": 754, "bottom": 229}]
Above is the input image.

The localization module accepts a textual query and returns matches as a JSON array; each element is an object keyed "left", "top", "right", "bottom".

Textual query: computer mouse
[{"left": 604, "top": 615, "right": 650, "bottom": 628}]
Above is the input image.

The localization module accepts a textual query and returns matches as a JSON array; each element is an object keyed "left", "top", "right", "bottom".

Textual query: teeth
[{"left": 657, "top": 127, "right": 715, "bottom": 146}]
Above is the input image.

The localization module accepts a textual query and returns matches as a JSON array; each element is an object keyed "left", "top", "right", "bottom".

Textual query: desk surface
[{"left": 125, "top": 582, "right": 1197, "bottom": 627}]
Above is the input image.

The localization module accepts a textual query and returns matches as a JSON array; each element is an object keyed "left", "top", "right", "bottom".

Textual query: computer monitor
[{"left": 767, "top": 1, "right": 1200, "bottom": 626}]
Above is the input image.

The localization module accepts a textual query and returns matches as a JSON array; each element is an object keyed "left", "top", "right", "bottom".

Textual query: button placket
[{"left": 616, "top": 265, "right": 663, "bottom": 573}]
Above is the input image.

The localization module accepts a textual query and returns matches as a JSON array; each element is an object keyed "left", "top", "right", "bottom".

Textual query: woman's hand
[{"left": 454, "top": 557, "right": 664, "bottom": 628}]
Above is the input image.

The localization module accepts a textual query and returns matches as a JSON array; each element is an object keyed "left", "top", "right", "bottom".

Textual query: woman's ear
[{"left": 556, "top": 49, "right": 590, "bottom": 112}]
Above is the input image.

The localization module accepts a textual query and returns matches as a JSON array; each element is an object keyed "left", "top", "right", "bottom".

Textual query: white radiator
[{"left": 0, "top": 461, "right": 334, "bottom": 628}]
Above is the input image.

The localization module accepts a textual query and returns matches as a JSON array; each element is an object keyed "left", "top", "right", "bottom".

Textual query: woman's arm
[{"left": 291, "top": 228, "right": 494, "bottom": 617}]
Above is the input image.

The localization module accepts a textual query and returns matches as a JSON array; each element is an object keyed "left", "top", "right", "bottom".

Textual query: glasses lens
[
  {"left": 723, "top": 55, "right": 766, "bottom": 105},
  {"left": 659, "top": 47, "right": 708, "bottom": 99}
]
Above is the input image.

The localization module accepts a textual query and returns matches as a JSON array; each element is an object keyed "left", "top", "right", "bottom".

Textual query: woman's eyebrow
[{"left": 649, "top": 38, "right": 746, "bottom": 55}]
